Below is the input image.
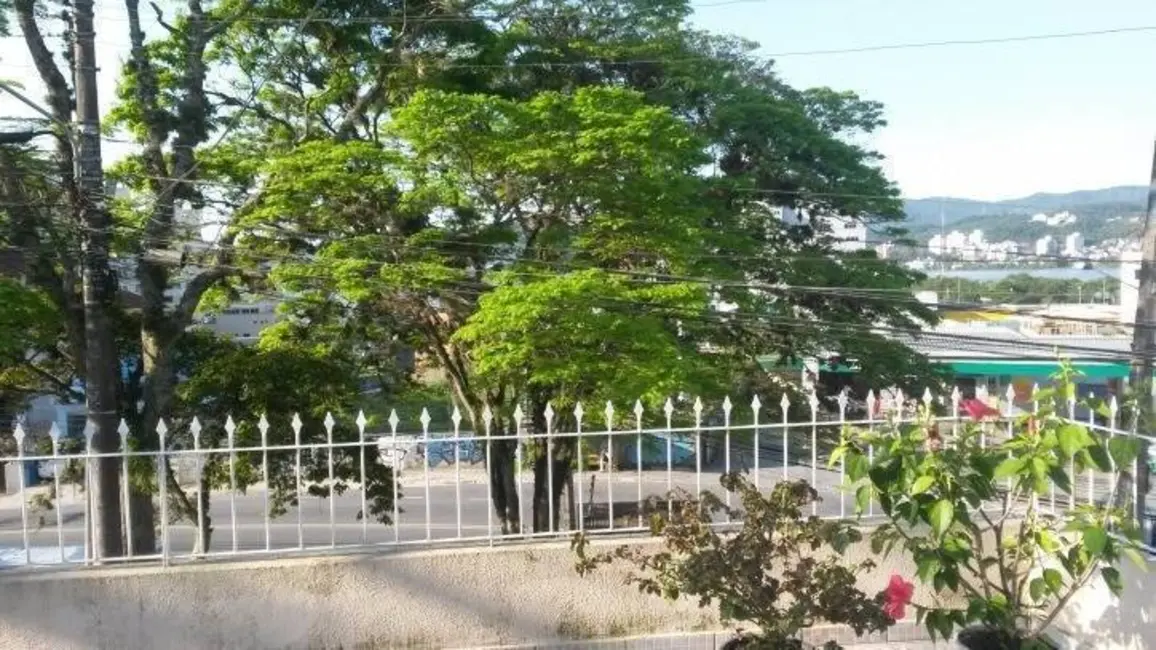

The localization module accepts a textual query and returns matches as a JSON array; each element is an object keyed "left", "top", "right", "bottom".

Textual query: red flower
[
  {"left": 883, "top": 575, "right": 914, "bottom": 620},
  {"left": 960, "top": 398, "right": 1001, "bottom": 422}
]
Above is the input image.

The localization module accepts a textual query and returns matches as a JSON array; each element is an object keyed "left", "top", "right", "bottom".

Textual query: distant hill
[{"left": 903, "top": 186, "right": 1148, "bottom": 227}]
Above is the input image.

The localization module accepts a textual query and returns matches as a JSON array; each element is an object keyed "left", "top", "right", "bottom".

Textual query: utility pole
[
  {"left": 72, "top": 0, "right": 124, "bottom": 558},
  {"left": 1128, "top": 139, "right": 1156, "bottom": 527}
]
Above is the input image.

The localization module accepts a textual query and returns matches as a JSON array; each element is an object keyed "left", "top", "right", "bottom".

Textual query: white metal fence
[{"left": 0, "top": 385, "right": 1151, "bottom": 570}]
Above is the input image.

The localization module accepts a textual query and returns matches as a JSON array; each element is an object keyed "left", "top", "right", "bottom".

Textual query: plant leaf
[
  {"left": 1043, "top": 568, "right": 1064, "bottom": 594},
  {"left": 911, "top": 475, "right": 936, "bottom": 496},
  {"left": 1109, "top": 437, "right": 1143, "bottom": 468},
  {"left": 1082, "top": 527, "right": 1108, "bottom": 556},
  {"left": 1058, "top": 423, "right": 1093, "bottom": 457},
  {"left": 930, "top": 500, "right": 954, "bottom": 538},
  {"left": 1101, "top": 566, "right": 1123, "bottom": 596},
  {"left": 993, "top": 457, "right": 1026, "bottom": 480}
]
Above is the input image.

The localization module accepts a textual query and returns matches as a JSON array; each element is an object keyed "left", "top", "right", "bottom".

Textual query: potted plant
[
  {"left": 572, "top": 475, "right": 894, "bottom": 649},
  {"left": 832, "top": 366, "right": 1148, "bottom": 648}
]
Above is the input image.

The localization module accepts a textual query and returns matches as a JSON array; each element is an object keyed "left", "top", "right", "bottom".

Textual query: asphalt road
[{"left": 0, "top": 461, "right": 856, "bottom": 560}]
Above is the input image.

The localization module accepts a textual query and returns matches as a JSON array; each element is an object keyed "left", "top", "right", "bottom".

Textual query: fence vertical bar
[
  {"left": 634, "top": 400, "right": 644, "bottom": 529},
  {"left": 664, "top": 398, "right": 674, "bottom": 521},
  {"left": 951, "top": 387, "right": 961, "bottom": 449},
  {"left": 388, "top": 410, "right": 400, "bottom": 545},
  {"left": 225, "top": 416, "right": 238, "bottom": 553},
  {"left": 190, "top": 418, "right": 204, "bottom": 556},
  {"left": 292, "top": 414, "right": 304, "bottom": 549},
  {"left": 451, "top": 406, "right": 463, "bottom": 539},
  {"left": 1083, "top": 394, "right": 1097, "bottom": 506},
  {"left": 118, "top": 419, "right": 132, "bottom": 559},
  {"left": 837, "top": 390, "right": 848, "bottom": 519},
  {"left": 546, "top": 402, "right": 556, "bottom": 533},
  {"left": 49, "top": 423, "right": 65, "bottom": 564},
  {"left": 324, "top": 413, "right": 337, "bottom": 548},
  {"left": 82, "top": 420, "right": 94, "bottom": 565},
  {"left": 357, "top": 410, "right": 369, "bottom": 545},
  {"left": 780, "top": 393, "right": 790, "bottom": 482},
  {"left": 866, "top": 390, "right": 876, "bottom": 518},
  {"left": 14, "top": 423, "right": 29, "bottom": 566},
  {"left": 259, "top": 414, "right": 271, "bottom": 552},
  {"left": 482, "top": 406, "right": 494, "bottom": 539},
  {"left": 693, "top": 398, "right": 703, "bottom": 511},
  {"left": 1109, "top": 396, "right": 1119, "bottom": 477},
  {"left": 1004, "top": 385, "right": 1016, "bottom": 494},
  {"left": 574, "top": 403, "right": 585, "bottom": 534},
  {"left": 752, "top": 396, "right": 762, "bottom": 492},
  {"left": 722, "top": 396, "right": 732, "bottom": 516},
  {"left": 808, "top": 390, "right": 819, "bottom": 517},
  {"left": 157, "top": 418, "right": 169, "bottom": 565},
  {"left": 604, "top": 402, "right": 615, "bottom": 531},
  {"left": 515, "top": 405, "right": 526, "bottom": 536},
  {"left": 1067, "top": 392, "right": 1077, "bottom": 511},
  {"left": 419, "top": 408, "right": 432, "bottom": 542}
]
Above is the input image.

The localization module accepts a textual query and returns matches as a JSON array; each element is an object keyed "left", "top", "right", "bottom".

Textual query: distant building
[
  {"left": 1035, "top": 236, "right": 1056, "bottom": 257},
  {"left": 928, "top": 234, "right": 946, "bottom": 256},
  {"left": 827, "top": 216, "right": 868, "bottom": 252},
  {"left": 968, "top": 230, "right": 985, "bottom": 246},
  {"left": 197, "top": 301, "right": 280, "bottom": 344},
  {"left": 875, "top": 241, "right": 893, "bottom": 259},
  {"left": 1063, "top": 232, "right": 1084, "bottom": 257}
]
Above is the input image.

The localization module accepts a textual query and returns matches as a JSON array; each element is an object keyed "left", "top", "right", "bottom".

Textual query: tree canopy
[{"left": 2, "top": 0, "right": 939, "bottom": 543}]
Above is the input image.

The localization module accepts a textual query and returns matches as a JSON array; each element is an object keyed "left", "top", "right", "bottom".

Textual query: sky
[{"left": 2, "top": 0, "right": 1155, "bottom": 201}]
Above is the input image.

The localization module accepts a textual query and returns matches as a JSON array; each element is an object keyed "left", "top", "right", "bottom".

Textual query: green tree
[{"left": 161, "top": 332, "right": 397, "bottom": 552}]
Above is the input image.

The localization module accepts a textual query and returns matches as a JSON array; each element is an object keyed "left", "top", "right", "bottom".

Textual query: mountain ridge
[{"left": 903, "top": 185, "right": 1148, "bottom": 226}]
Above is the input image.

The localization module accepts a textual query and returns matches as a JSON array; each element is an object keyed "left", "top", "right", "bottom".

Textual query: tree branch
[
  {"left": 148, "top": 1, "right": 178, "bottom": 33},
  {"left": 173, "top": 266, "right": 231, "bottom": 329}
]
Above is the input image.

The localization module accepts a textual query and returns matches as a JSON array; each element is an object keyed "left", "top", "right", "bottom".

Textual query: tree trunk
[
  {"left": 128, "top": 327, "right": 178, "bottom": 554},
  {"left": 487, "top": 437, "right": 520, "bottom": 534},
  {"left": 531, "top": 436, "right": 576, "bottom": 533}
]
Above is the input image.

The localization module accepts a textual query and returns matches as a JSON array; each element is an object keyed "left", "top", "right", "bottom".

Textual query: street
[{"left": 0, "top": 462, "right": 855, "bottom": 561}]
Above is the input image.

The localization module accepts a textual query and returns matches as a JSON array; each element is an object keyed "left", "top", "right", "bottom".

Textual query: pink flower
[
  {"left": 960, "top": 398, "right": 1001, "bottom": 422},
  {"left": 883, "top": 575, "right": 914, "bottom": 620}
]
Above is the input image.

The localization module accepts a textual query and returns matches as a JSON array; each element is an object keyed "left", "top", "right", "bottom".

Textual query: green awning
[{"left": 942, "top": 360, "right": 1130, "bottom": 380}]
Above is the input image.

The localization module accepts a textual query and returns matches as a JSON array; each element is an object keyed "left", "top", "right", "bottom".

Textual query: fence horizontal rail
[{"left": 0, "top": 385, "right": 1148, "bottom": 571}]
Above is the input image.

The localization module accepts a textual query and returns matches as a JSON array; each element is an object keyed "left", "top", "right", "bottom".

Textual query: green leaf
[
  {"left": 868, "top": 457, "right": 901, "bottom": 488},
  {"left": 1086, "top": 442, "right": 1113, "bottom": 473},
  {"left": 1037, "top": 530, "right": 1061, "bottom": 554},
  {"left": 917, "top": 555, "right": 942, "bottom": 583},
  {"left": 828, "top": 445, "right": 846, "bottom": 470},
  {"left": 1043, "top": 568, "right": 1064, "bottom": 594},
  {"left": 930, "top": 500, "right": 954, "bottom": 538},
  {"left": 1048, "top": 464, "right": 1073, "bottom": 494},
  {"left": 1101, "top": 567, "right": 1123, "bottom": 596},
  {"left": 1109, "top": 437, "right": 1143, "bottom": 468},
  {"left": 847, "top": 451, "right": 869, "bottom": 483},
  {"left": 911, "top": 475, "right": 936, "bottom": 495},
  {"left": 855, "top": 484, "right": 872, "bottom": 514},
  {"left": 1029, "top": 577, "right": 1046, "bottom": 602},
  {"left": 1058, "top": 423, "right": 1094, "bottom": 457},
  {"left": 1082, "top": 527, "right": 1108, "bottom": 556},
  {"left": 993, "top": 457, "right": 1026, "bottom": 480}
]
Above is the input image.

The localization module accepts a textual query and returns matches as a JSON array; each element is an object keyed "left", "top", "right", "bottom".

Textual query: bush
[{"left": 572, "top": 475, "right": 893, "bottom": 649}]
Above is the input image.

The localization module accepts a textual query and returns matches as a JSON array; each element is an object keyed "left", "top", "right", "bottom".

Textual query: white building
[
  {"left": 968, "top": 230, "right": 985, "bottom": 247},
  {"left": 928, "top": 234, "right": 946, "bottom": 256},
  {"left": 827, "top": 216, "right": 868, "bottom": 252},
  {"left": 1063, "top": 232, "right": 1084, "bottom": 258},
  {"left": 1035, "top": 236, "right": 1056, "bottom": 257},
  {"left": 198, "top": 301, "right": 281, "bottom": 344}
]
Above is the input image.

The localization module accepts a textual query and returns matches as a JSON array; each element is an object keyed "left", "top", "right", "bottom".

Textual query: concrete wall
[
  {"left": 0, "top": 538, "right": 922, "bottom": 650},
  {"left": 1053, "top": 554, "right": 1156, "bottom": 650}
]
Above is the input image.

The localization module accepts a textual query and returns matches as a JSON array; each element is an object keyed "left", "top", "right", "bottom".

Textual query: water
[{"left": 927, "top": 266, "right": 1120, "bottom": 282}]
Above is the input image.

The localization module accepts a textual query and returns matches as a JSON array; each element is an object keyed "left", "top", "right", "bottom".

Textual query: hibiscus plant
[
  {"left": 572, "top": 475, "right": 893, "bottom": 649},
  {"left": 832, "top": 365, "right": 1148, "bottom": 648}
]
